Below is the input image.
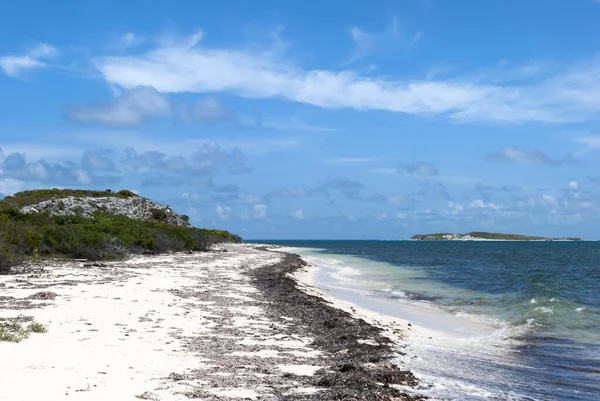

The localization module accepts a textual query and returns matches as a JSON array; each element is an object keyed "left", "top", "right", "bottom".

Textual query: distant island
[{"left": 410, "top": 232, "right": 582, "bottom": 241}]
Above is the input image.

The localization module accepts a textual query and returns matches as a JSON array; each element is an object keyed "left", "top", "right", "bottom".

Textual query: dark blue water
[{"left": 254, "top": 240, "right": 600, "bottom": 400}]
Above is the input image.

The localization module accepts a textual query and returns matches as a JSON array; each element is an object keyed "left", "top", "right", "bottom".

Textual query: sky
[{"left": 2, "top": 0, "right": 600, "bottom": 240}]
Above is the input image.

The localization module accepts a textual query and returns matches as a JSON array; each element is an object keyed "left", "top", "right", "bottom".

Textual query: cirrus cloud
[
  {"left": 92, "top": 31, "right": 600, "bottom": 124},
  {"left": 0, "top": 43, "right": 58, "bottom": 77},
  {"left": 486, "top": 147, "right": 574, "bottom": 166}
]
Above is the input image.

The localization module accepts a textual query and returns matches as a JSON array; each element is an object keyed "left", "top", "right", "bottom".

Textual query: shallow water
[{"left": 255, "top": 240, "right": 600, "bottom": 401}]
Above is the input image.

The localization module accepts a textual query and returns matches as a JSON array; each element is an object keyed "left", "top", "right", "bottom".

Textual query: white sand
[{"left": 0, "top": 245, "right": 324, "bottom": 401}]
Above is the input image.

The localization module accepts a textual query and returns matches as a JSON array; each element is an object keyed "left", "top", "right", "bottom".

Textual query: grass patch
[
  {"left": 0, "top": 322, "right": 30, "bottom": 343},
  {"left": 27, "top": 322, "right": 48, "bottom": 333},
  {"left": 0, "top": 320, "right": 49, "bottom": 342}
]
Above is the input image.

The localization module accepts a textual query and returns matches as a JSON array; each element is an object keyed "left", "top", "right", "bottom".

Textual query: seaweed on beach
[{"left": 251, "top": 251, "right": 423, "bottom": 401}]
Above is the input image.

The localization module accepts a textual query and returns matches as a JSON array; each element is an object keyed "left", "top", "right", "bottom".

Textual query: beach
[{"left": 0, "top": 244, "right": 419, "bottom": 401}]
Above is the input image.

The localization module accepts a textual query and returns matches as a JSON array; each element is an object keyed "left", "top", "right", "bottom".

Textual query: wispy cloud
[
  {"left": 93, "top": 30, "right": 600, "bottom": 124},
  {"left": 121, "top": 32, "right": 145, "bottom": 48},
  {"left": 486, "top": 147, "right": 574, "bottom": 166},
  {"left": 290, "top": 209, "right": 305, "bottom": 220},
  {"left": 65, "top": 86, "right": 170, "bottom": 126},
  {"left": 177, "top": 96, "right": 236, "bottom": 123},
  {"left": 574, "top": 135, "right": 600, "bottom": 152},
  {"left": 0, "top": 43, "right": 58, "bottom": 77},
  {"left": 344, "top": 17, "right": 420, "bottom": 65},
  {"left": 345, "top": 26, "right": 379, "bottom": 65},
  {"left": 190, "top": 97, "right": 234, "bottom": 122},
  {"left": 399, "top": 161, "right": 439, "bottom": 177}
]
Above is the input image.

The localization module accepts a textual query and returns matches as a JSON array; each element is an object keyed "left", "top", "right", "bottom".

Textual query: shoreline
[{"left": 0, "top": 244, "right": 421, "bottom": 400}]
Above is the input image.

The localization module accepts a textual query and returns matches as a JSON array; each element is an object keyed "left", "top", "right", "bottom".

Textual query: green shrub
[
  {"left": 0, "top": 322, "right": 29, "bottom": 342},
  {"left": 116, "top": 190, "right": 137, "bottom": 198},
  {"left": 150, "top": 208, "right": 168, "bottom": 222},
  {"left": 0, "top": 321, "right": 48, "bottom": 342},
  {"left": 27, "top": 322, "right": 48, "bottom": 333}
]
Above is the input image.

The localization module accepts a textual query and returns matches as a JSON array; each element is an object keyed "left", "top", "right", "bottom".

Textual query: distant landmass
[{"left": 410, "top": 232, "right": 582, "bottom": 241}]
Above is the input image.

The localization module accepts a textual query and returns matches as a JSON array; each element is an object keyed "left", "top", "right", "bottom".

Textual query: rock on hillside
[{"left": 20, "top": 196, "right": 190, "bottom": 227}]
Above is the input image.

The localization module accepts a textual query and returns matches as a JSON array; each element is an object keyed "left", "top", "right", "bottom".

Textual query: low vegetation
[
  {"left": 0, "top": 189, "right": 242, "bottom": 273},
  {"left": 0, "top": 321, "right": 48, "bottom": 342},
  {"left": 27, "top": 322, "right": 48, "bottom": 333}
]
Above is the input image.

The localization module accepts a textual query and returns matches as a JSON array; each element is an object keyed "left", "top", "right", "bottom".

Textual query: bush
[
  {"left": 0, "top": 322, "right": 29, "bottom": 342},
  {"left": 151, "top": 208, "right": 168, "bottom": 222},
  {"left": 0, "top": 250, "right": 18, "bottom": 274},
  {"left": 0, "top": 233, "right": 25, "bottom": 275},
  {"left": 155, "top": 233, "right": 186, "bottom": 253},
  {"left": 27, "top": 322, "right": 48, "bottom": 333},
  {"left": 116, "top": 190, "right": 137, "bottom": 198}
]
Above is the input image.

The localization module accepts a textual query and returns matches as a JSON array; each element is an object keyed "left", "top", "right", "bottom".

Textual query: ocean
[{"left": 253, "top": 240, "right": 600, "bottom": 401}]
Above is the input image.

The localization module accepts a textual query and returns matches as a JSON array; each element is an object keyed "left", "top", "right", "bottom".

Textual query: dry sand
[{"left": 0, "top": 244, "right": 420, "bottom": 400}]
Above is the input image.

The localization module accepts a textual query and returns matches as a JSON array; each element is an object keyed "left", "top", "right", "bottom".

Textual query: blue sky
[{"left": 2, "top": 0, "right": 600, "bottom": 239}]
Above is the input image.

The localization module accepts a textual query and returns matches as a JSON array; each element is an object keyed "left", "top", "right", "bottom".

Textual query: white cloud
[
  {"left": 95, "top": 41, "right": 488, "bottom": 118},
  {"left": 445, "top": 201, "right": 465, "bottom": 216},
  {"left": 377, "top": 212, "right": 388, "bottom": 220},
  {"left": 0, "top": 177, "right": 23, "bottom": 196},
  {"left": 469, "top": 199, "right": 501, "bottom": 210},
  {"left": 93, "top": 31, "right": 600, "bottom": 123},
  {"left": 568, "top": 180, "right": 579, "bottom": 190},
  {"left": 487, "top": 147, "right": 569, "bottom": 166},
  {"left": 290, "top": 209, "right": 305, "bottom": 220},
  {"left": 66, "top": 86, "right": 171, "bottom": 126},
  {"left": 575, "top": 135, "right": 600, "bottom": 152},
  {"left": 216, "top": 205, "right": 231, "bottom": 219},
  {"left": 0, "top": 43, "right": 58, "bottom": 77},
  {"left": 252, "top": 204, "right": 267, "bottom": 219}
]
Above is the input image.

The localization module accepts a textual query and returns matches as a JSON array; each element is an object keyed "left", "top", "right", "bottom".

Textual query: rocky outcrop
[{"left": 20, "top": 196, "right": 190, "bottom": 227}]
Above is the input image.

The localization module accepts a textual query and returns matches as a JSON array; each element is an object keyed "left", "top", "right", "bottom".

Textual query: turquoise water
[{"left": 254, "top": 240, "right": 600, "bottom": 401}]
